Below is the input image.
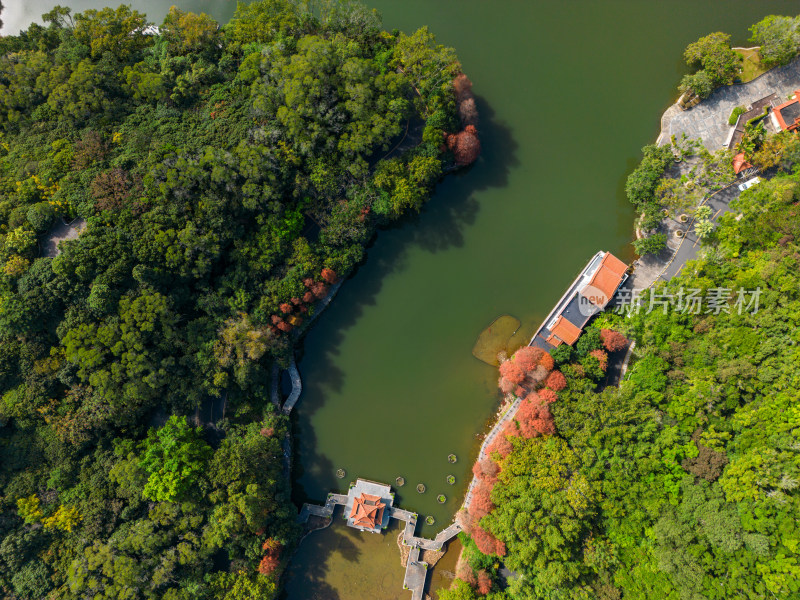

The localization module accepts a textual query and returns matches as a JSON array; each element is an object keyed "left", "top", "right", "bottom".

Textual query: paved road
[{"left": 654, "top": 173, "right": 773, "bottom": 284}]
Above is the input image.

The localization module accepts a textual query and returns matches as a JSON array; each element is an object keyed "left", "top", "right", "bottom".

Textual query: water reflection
[{"left": 282, "top": 519, "right": 406, "bottom": 600}]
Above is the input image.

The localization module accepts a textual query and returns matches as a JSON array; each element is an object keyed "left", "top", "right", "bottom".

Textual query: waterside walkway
[{"left": 461, "top": 396, "right": 524, "bottom": 511}]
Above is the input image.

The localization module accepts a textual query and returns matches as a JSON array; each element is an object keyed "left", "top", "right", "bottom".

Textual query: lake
[{"left": 7, "top": 0, "right": 800, "bottom": 597}]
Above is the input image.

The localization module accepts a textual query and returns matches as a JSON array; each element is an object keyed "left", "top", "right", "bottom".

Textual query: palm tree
[{"left": 695, "top": 219, "right": 714, "bottom": 239}]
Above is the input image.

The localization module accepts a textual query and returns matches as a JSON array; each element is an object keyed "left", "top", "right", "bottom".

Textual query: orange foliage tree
[
  {"left": 499, "top": 360, "right": 525, "bottom": 384},
  {"left": 320, "top": 268, "right": 338, "bottom": 284},
  {"left": 538, "top": 351, "right": 555, "bottom": 372},
  {"left": 539, "top": 389, "right": 558, "bottom": 404},
  {"left": 511, "top": 346, "right": 540, "bottom": 372},
  {"left": 601, "top": 328, "right": 629, "bottom": 352},
  {"left": 545, "top": 370, "right": 566, "bottom": 391},
  {"left": 258, "top": 539, "right": 282, "bottom": 576},
  {"left": 477, "top": 570, "right": 492, "bottom": 595},
  {"left": 515, "top": 396, "right": 555, "bottom": 438},
  {"left": 469, "top": 480, "right": 496, "bottom": 520},
  {"left": 590, "top": 349, "right": 609, "bottom": 371}
]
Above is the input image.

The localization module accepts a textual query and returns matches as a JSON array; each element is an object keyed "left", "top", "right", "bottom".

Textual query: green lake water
[{"left": 8, "top": 0, "right": 800, "bottom": 597}]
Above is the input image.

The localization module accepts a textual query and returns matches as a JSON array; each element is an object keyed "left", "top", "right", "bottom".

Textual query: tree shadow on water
[
  {"left": 399, "top": 93, "right": 519, "bottom": 254},
  {"left": 290, "top": 94, "right": 518, "bottom": 505},
  {"left": 280, "top": 516, "right": 362, "bottom": 600}
]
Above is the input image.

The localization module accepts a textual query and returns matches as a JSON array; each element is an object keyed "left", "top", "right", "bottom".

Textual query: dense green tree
[
  {"left": 749, "top": 15, "right": 800, "bottom": 67},
  {"left": 73, "top": 6, "right": 150, "bottom": 61},
  {"left": 139, "top": 416, "right": 212, "bottom": 503},
  {"left": 678, "top": 70, "right": 714, "bottom": 99},
  {"left": 484, "top": 436, "right": 598, "bottom": 594},
  {"left": 683, "top": 32, "right": 739, "bottom": 87},
  {"left": 625, "top": 144, "right": 674, "bottom": 210}
]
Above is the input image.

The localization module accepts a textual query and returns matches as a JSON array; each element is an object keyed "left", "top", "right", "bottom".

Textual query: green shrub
[
  {"left": 679, "top": 70, "right": 714, "bottom": 99},
  {"left": 550, "top": 344, "right": 572, "bottom": 365},
  {"left": 640, "top": 205, "right": 663, "bottom": 231},
  {"left": 728, "top": 106, "right": 745, "bottom": 125}
]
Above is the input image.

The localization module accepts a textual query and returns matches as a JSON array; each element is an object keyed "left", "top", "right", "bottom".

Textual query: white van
[{"left": 738, "top": 177, "right": 760, "bottom": 191}]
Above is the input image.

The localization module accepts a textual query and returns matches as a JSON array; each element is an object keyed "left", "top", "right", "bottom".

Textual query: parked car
[{"left": 738, "top": 177, "right": 760, "bottom": 191}]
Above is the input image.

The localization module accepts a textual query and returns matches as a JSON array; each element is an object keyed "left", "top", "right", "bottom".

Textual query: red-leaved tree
[
  {"left": 456, "top": 561, "right": 477, "bottom": 586},
  {"left": 446, "top": 125, "right": 481, "bottom": 166},
  {"left": 545, "top": 370, "right": 567, "bottom": 391},
  {"left": 472, "top": 458, "right": 500, "bottom": 485},
  {"left": 311, "top": 282, "right": 329, "bottom": 300},
  {"left": 473, "top": 526, "right": 505, "bottom": 556},
  {"left": 469, "top": 480, "right": 495, "bottom": 520},
  {"left": 453, "top": 73, "right": 473, "bottom": 102},
  {"left": 601, "top": 329, "right": 629, "bottom": 352},
  {"left": 498, "top": 376, "right": 516, "bottom": 395},
  {"left": 279, "top": 302, "right": 293, "bottom": 314},
  {"left": 477, "top": 570, "right": 492, "bottom": 595},
  {"left": 320, "top": 268, "right": 338, "bottom": 284},
  {"left": 539, "top": 389, "right": 558, "bottom": 404},
  {"left": 258, "top": 539, "right": 282, "bottom": 576},
  {"left": 499, "top": 360, "right": 525, "bottom": 384},
  {"left": 590, "top": 349, "right": 609, "bottom": 371},
  {"left": 486, "top": 422, "right": 517, "bottom": 459}
]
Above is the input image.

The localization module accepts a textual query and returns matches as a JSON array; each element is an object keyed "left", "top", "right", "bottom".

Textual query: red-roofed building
[
  {"left": 348, "top": 492, "right": 386, "bottom": 531},
  {"left": 732, "top": 152, "right": 753, "bottom": 175},
  {"left": 531, "top": 251, "right": 630, "bottom": 350},
  {"left": 546, "top": 315, "right": 582, "bottom": 346},
  {"left": 579, "top": 252, "right": 628, "bottom": 310},
  {"left": 772, "top": 91, "right": 800, "bottom": 132}
]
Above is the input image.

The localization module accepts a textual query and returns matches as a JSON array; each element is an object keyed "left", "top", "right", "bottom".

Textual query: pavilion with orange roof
[
  {"left": 345, "top": 479, "right": 393, "bottom": 533},
  {"left": 349, "top": 493, "right": 386, "bottom": 529}
]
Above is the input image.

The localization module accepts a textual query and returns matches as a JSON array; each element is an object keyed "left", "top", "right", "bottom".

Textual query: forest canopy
[{"left": 0, "top": 1, "right": 475, "bottom": 598}]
